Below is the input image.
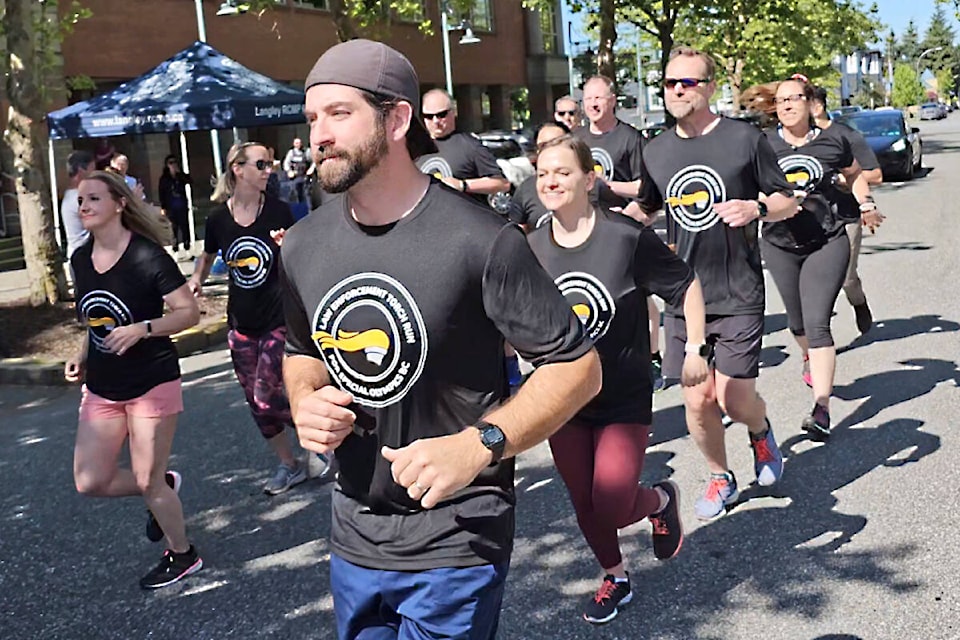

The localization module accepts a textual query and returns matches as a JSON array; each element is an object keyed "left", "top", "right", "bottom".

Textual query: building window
[
  {"left": 538, "top": 4, "right": 559, "bottom": 54},
  {"left": 457, "top": 0, "right": 492, "bottom": 32},
  {"left": 291, "top": 0, "right": 329, "bottom": 10}
]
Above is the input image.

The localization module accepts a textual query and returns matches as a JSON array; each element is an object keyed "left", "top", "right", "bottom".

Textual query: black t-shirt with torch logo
[
  {"left": 763, "top": 125, "right": 855, "bottom": 252},
  {"left": 203, "top": 195, "right": 295, "bottom": 336},
  {"left": 71, "top": 234, "right": 186, "bottom": 401},
  {"left": 637, "top": 117, "right": 794, "bottom": 317},
  {"left": 280, "top": 179, "right": 590, "bottom": 571}
]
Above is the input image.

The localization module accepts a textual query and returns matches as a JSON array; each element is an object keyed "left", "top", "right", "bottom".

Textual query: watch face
[{"left": 481, "top": 426, "right": 505, "bottom": 447}]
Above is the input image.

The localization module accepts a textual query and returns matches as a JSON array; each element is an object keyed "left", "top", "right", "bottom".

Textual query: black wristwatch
[
  {"left": 461, "top": 179, "right": 469, "bottom": 193},
  {"left": 756, "top": 200, "right": 768, "bottom": 219},
  {"left": 475, "top": 419, "right": 506, "bottom": 464}
]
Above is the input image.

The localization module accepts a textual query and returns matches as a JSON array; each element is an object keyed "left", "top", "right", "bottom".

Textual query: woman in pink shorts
[{"left": 65, "top": 170, "right": 201, "bottom": 590}]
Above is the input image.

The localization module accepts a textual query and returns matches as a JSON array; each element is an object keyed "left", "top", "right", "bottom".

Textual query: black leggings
[
  {"left": 762, "top": 232, "right": 850, "bottom": 349},
  {"left": 168, "top": 205, "right": 190, "bottom": 250}
]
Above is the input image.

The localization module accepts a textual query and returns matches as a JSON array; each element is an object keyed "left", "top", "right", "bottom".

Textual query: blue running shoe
[
  {"left": 694, "top": 471, "right": 739, "bottom": 520},
  {"left": 750, "top": 420, "right": 784, "bottom": 486}
]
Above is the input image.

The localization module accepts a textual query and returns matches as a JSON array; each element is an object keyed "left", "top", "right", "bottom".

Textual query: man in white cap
[{"left": 280, "top": 39, "right": 601, "bottom": 638}]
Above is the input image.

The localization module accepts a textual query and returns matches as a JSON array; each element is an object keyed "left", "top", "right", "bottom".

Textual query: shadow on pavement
[
  {"left": 502, "top": 416, "right": 939, "bottom": 638},
  {"left": 837, "top": 314, "right": 960, "bottom": 355},
  {"left": 832, "top": 358, "right": 960, "bottom": 431},
  {"left": 859, "top": 241, "right": 933, "bottom": 256}
]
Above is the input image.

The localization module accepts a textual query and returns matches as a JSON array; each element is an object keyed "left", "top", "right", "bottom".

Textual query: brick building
[{"left": 0, "top": 0, "right": 568, "bottom": 249}]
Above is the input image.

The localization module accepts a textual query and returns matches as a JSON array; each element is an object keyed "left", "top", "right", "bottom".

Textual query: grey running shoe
[{"left": 263, "top": 462, "right": 307, "bottom": 496}]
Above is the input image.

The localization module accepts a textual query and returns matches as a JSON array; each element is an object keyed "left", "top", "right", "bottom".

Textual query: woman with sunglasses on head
[
  {"left": 528, "top": 134, "right": 709, "bottom": 624},
  {"left": 158, "top": 155, "right": 192, "bottom": 257},
  {"left": 751, "top": 77, "right": 883, "bottom": 438},
  {"left": 66, "top": 170, "right": 202, "bottom": 589},
  {"left": 187, "top": 142, "right": 308, "bottom": 495}
]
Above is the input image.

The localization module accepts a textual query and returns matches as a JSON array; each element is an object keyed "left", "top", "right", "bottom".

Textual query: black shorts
[{"left": 663, "top": 314, "right": 764, "bottom": 380}]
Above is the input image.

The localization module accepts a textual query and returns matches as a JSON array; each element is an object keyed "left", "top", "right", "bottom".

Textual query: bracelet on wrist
[{"left": 859, "top": 202, "right": 877, "bottom": 212}]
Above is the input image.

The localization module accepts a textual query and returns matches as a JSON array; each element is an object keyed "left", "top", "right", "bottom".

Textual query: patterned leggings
[{"left": 228, "top": 327, "right": 292, "bottom": 439}]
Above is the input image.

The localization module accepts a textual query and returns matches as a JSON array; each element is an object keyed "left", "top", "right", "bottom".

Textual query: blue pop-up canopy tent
[
  {"left": 48, "top": 40, "right": 305, "bottom": 139},
  {"left": 46, "top": 41, "right": 306, "bottom": 248}
]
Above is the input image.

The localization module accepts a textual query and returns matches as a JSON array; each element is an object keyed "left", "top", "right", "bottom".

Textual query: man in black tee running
[
  {"left": 417, "top": 88, "right": 511, "bottom": 209},
  {"left": 283, "top": 40, "right": 601, "bottom": 639},
  {"left": 637, "top": 47, "right": 798, "bottom": 520}
]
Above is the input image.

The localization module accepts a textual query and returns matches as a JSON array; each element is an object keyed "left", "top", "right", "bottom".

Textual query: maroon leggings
[{"left": 548, "top": 421, "right": 660, "bottom": 570}]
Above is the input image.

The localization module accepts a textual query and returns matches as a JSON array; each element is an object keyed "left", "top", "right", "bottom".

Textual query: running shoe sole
[
  {"left": 583, "top": 592, "right": 633, "bottom": 624},
  {"left": 695, "top": 488, "right": 740, "bottom": 521},
  {"left": 140, "top": 557, "right": 203, "bottom": 590},
  {"left": 801, "top": 415, "right": 831, "bottom": 440}
]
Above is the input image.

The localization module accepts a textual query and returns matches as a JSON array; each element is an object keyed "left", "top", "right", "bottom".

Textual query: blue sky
[{"left": 875, "top": 0, "right": 960, "bottom": 38}]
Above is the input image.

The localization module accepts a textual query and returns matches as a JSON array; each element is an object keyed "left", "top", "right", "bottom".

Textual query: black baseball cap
[{"left": 305, "top": 39, "right": 437, "bottom": 158}]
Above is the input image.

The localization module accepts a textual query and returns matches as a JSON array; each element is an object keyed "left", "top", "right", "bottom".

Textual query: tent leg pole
[
  {"left": 48, "top": 138, "right": 62, "bottom": 251},
  {"left": 179, "top": 132, "right": 197, "bottom": 256},
  {"left": 232, "top": 127, "right": 240, "bottom": 144},
  {"left": 210, "top": 130, "right": 223, "bottom": 182}
]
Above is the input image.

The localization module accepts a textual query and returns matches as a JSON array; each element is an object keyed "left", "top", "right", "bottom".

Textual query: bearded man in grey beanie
[{"left": 279, "top": 39, "right": 601, "bottom": 639}]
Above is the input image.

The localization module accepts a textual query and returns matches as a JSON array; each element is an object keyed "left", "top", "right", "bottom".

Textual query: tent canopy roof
[{"left": 48, "top": 41, "right": 305, "bottom": 140}]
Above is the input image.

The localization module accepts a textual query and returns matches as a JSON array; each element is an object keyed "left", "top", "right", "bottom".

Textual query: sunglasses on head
[
  {"left": 556, "top": 110, "right": 578, "bottom": 116},
  {"left": 423, "top": 109, "right": 451, "bottom": 120},
  {"left": 239, "top": 159, "right": 271, "bottom": 171},
  {"left": 662, "top": 77, "right": 711, "bottom": 89}
]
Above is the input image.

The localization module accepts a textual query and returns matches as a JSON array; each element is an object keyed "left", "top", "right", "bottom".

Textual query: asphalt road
[{"left": 3, "top": 117, "right": 960, "bottom": 640}]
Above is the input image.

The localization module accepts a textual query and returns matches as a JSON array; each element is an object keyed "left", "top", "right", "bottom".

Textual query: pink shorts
[{"left": 79, "top": 379, "right": 184, "bottom": 421}]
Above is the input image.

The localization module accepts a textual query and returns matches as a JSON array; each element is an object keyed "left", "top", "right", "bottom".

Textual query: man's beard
[{"left": 315, "top": 122, "right": 389, "bottom": 193}]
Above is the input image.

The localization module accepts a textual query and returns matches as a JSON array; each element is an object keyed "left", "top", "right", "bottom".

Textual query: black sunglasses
[
  {"left": 662, "top": 77, "right": 711, "bottom": 89},
  {"left": 423, "top": 109, "right": 451, "bottom": 120},
  {"left": 556, "top": 110, "right": 578, "bottom": 116},
  {"left": 239, "top": 159, "right": 271, "bottom": 171}
]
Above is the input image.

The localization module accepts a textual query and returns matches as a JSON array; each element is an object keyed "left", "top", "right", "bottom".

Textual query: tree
[
  {"left": 920, "top": 5, "right": 955, "bottom": 74},
  {"left": 894, "top": 20, "right": 922, "bottom": 68},
  {"left": 1, "top": 0, "right": 89, "bottom": 305},
  {"left": 679, "top": 0, "right": 881, "bottom": 112},
  {"left": 892, "top": 62, "right": 924, "bottom": 108},
  {"left": 243, "top": 0, "right": 478, "bottom": 42},
  {"left": 935, "top": 67, "right": 955, "bottom": 99}
]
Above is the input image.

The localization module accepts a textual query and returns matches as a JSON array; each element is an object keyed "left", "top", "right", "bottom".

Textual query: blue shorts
[{"left": 330, "top": 553, "right": 509, "bottom": 640}]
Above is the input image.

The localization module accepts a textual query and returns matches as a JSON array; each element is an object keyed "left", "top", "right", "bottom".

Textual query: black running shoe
[
  {"left": 583, "top": 574, "right": 632, "bottom": 624},
  {"left": 649, "top": 480, "right": 683, "bottom": 560},
  {"left": 146, "top": 471, "right": 181, "bottom": 543},
  {"left": 139, "top": 545, "right": 202, "bottom": 590},
  {"left": 854, "top": 302, "right": 873, "bottom": 335},
  {"left": 801, "top": 404, "right": 831, "bottom": 439}
]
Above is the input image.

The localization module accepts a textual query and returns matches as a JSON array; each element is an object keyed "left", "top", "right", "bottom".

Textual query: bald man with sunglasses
[{"left": 636, "top": 47, "right": 799, "bottom": 521}]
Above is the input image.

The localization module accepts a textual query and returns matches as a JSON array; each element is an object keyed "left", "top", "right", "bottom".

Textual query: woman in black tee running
[
  {"left": 527, "top": 135, "right": 709, "bottom": 624},
  {"left": 65, "top": 170, "right": 202, "bottom": 590},
  {"left": 755, "top": 78, "right": 884, "bottom": 438},
  {"left": 189, "top": 142, "right": 306, "bottom": 496}
]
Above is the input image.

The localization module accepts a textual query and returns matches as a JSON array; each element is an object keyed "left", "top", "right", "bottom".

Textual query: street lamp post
[
  {"left": 440, "top": 1, "right": 480, "bottom": 97},
  {"left": 916, "top": 46, "right": 944, "bottom": 78},
  {"left": 566, "top": 21, "right": 590, "bottom": 96},
  {"left": 635, "top": 27, "right": 645, "bottom": 125}
]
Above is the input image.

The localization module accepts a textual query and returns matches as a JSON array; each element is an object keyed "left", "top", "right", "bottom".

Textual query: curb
[{"left": 0, "top": 317, "right": 230, "bottom": 387}]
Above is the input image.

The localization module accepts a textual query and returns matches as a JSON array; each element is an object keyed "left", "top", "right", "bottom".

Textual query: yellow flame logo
[
  {"left": 227, "top": 256, "right": 260, "bottom": 269},
  {"left": 593, "top": 164, "right": 604, "bottom": 175},
  {"left": 311, "top": 329, "right": 391, "bottom": 366},
  {"left": 666, "top": 191, "right": 710, "bottom": 207},
  {"left": 572, "top": 303, "right": 591, "bottom": 323},
  {"left": 87, "top": 317, "right": 116, "bottom": 330},
  {"left": 785, "top": 170, "right": 811, "bottom": 185}
]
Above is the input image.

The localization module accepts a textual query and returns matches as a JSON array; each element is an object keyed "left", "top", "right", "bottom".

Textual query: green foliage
[
  {"left": 892, "top": 62, "right": 924, "bottom": 107},
  {"left": 919, "top": 5, "right": 955, "bottom": 73},
  {"left": 679, "top": 0, "right": 881, "bottom": 90},
  {"left": 935, "top": 67, "right": 955, "bottom": 97},
  {"left": 894, "top": 20, "right": 923, "bottom": 67},
  {"left": 244, "top": 0, "right": 478, "bottom": 39}
]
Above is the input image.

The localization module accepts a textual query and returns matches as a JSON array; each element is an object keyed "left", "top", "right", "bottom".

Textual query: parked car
[
  {"left": 475, "top": 130, "right": 536, "bottom": 215},
  {"left": 837, "top": 110, "right": 922, "bottom": 180},
  {"left": 919, "top": 102, "right": 945, "bottom": 120},
  {"left": 829, "top": 105, "right": 863, "bottom": 119}
]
